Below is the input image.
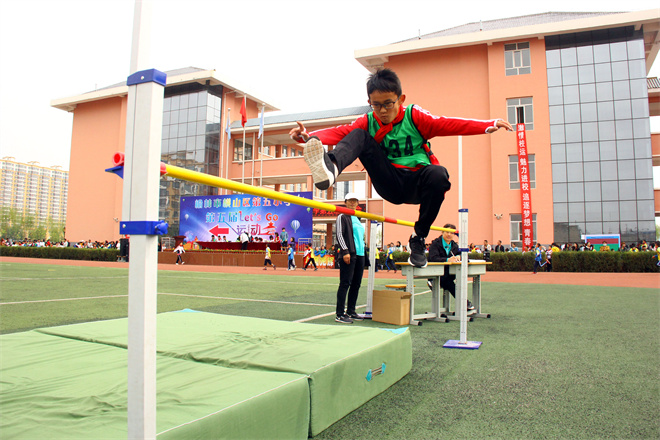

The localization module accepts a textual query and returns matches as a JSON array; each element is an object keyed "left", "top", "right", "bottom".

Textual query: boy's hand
[
  {"left": 486, "top": 119, "right": 514, "bottom": 133},
  {"left": 289, "top": 121, "right": 310, "bottom": 142}
]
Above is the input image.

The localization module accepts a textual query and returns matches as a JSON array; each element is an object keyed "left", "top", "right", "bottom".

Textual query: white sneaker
[{"left": 304, "top": 137, "right": 337, "bottom": 190}]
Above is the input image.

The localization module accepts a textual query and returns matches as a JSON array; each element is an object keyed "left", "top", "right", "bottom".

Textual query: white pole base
[{"left": 443, "top": 340, "right": 482, "bottom": 349}]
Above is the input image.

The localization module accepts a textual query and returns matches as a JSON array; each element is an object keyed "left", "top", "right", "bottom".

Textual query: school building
[{"left": 52, "top": 10, "right": 660, "bottom": 248}]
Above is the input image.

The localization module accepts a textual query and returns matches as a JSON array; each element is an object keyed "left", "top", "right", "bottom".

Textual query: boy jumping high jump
[{"left": 290, "top": 68, "right": 512, "bottom": 267}]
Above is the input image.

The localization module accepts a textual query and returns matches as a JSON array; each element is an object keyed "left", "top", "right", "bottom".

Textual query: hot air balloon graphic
[{"left": 290, "top": 219, "right": 300, "bottom": 233}]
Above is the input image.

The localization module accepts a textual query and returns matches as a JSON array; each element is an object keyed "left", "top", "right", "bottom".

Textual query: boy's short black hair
[{"left": 367, "top": 68, "right": 402, "bottom": 96}]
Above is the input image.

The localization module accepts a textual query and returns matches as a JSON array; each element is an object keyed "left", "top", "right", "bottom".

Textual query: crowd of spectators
[
  {"left": 378, "top": 237, "right": 660, "bottom": 256},
  {"left": 462, "top": 240, "right": 659, "bottom": 253},
  {"left": 0, "top": 238, "right": 120, "bottom": 249},
  {"left": 4, "top": 235, "right": 657, "bottom": 255}
]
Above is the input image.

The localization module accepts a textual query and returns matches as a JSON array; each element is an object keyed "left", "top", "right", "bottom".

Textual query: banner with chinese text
[
  {"left": 179, "top": 192, "right": 313, "bottom": 244},
  {"left": 516, "top": 123, "right": 534, "bottom": 251}
]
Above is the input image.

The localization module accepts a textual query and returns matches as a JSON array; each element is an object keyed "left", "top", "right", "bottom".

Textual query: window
[
  {"left": 233, "top": 140, "right": 252, "bottom": 161},
  {"left": 505, "top": 42, "right": 531, "bottom": 76},
  {"left": 509, "top": 154, "right": 536, "bottom": 190},
  {"left": 507, "top": 97, "right": 534, "bottom": 130},
  {"left": 315, "top": 187, "right": 327, "bottom": 199},
  {"left": 510, "top": 213, "right": 537, "bottom": 245},
  {"left": 282, "top": 146, "right": 288, "bottom": 157}
]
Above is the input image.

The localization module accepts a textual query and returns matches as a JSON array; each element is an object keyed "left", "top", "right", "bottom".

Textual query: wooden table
[{"left": 396, "top": 261, "right": 490, "bottom": 326}]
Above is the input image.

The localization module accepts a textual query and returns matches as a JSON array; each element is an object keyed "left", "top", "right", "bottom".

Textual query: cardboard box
[{"left": 372, "top": 289, "right": 411, "bottom": 326}]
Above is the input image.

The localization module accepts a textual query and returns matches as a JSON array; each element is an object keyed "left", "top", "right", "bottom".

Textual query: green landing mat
[
  {"left": 0, "top": 330, "right": 309, "bottom": 439},
  {"left": 36, "top": 310, "right": 413, "bottom": 436}
]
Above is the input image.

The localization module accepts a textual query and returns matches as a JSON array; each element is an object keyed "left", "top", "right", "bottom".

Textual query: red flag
[{"left": 240, "top": 97, "right": 247, "bottom": 127}]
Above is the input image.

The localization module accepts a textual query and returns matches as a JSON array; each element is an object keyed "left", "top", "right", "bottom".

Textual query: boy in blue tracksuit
[{"left": 533, "top": 243, "right": 543, "bottom": 274}]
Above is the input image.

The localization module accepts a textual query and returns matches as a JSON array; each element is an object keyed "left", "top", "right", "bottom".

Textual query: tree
[
  {"left": 46, "top": 216, "right": 66, "bottom": 242},
  {"left": 0, "top": 207, "right": 24, "bottom": 240},
  {"left": 22, "top": 214, "right": 35, "bottom": 240},
  {"left": 31, "top": 223, "right": 47, "bottom": 241}
]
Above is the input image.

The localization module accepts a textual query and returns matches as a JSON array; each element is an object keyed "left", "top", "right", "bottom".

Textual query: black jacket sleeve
[{"left": 335, "top": 214, "right": 355, "bottom": 257}]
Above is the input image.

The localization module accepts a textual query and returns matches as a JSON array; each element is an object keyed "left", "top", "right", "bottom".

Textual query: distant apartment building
[{"left": 0, "top": 157, "right": 68, "bottom": 223}]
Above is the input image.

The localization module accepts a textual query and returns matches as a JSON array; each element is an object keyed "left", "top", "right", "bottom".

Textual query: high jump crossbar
[{"left": 111, "top": 152, "right": 457, "bottom": 234}]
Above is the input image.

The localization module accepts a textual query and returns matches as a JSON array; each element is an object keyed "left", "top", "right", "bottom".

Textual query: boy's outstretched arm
[
  {"left": 289, "top": 121, "right": 310, "bottom": 143},
  {"left": 412, "top": 105, "right": 514, "bottom": 138},
  {"left": 486, "top": 119, "right": 514, "bottom": 133},
  {"left": 290, "top": 116, "right": 369, "bottom": 145}
]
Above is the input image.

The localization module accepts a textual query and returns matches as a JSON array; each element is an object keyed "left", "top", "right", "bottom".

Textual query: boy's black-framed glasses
[{"left": 369, "top": 97, "right": 399, "bottom": 111}]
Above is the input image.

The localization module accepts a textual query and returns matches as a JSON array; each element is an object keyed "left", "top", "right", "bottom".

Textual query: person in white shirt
[
  {"left": 240, "top": 231, "right": 249, "bottom": 250},
  {"left": 173, "top": 243, "right": 185, "bottom": 265}
]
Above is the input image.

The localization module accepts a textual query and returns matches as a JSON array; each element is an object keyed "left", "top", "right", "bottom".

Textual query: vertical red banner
[{"left": 516, "top": 123, "right": 534, "bottom": 251}]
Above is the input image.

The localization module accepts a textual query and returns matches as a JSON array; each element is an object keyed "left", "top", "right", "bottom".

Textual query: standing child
[
  {"left": 386, "top": 243, "right": 397, "bottom": 272},
  {"left": 264, "top": 244, "right": 276, "bottom": 270},
  {"left": 173, "top": 243, "right": 185, "bottom": 265},
  {"left": 303, "top": 244, "right": 318, "bottom": 271},
  {"left": 533, "top": 243, "right": 543, "bottom": 274},
  {"left": 545, "top": 244, "right": 554, "bottom": 272},
  {"left": 290, "top": 68, "right": 512, "bottom": 267},
  {"left": 287, "top": 243, "right": 296, "bottom": 271}
]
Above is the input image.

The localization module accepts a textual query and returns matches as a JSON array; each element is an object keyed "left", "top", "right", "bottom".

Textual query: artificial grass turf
[
  {"left": 314, "top": 284, "right": 659, "bottom": 440},
  {"left": 0, "top": 262, "right": 658, "bottom": 439}
]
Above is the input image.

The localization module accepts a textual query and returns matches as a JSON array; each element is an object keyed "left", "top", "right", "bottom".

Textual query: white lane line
[
  {"left": 158, "top": 274, "right": 339, "bottom": 286},
  {"left": 2, "top": 292, "right": 334, "bottom": 308},
  {"left": 1, "top": 276, "right": 128, "bottom": 281},
  {"left": 1, "top": 294, "right": 129, "bottom": 305},
  {"left": 159, "top": 292, "right": 334, "bottom": 307},
  {"left": 295, "top": 304, "right": 368, "bottom": 323}
]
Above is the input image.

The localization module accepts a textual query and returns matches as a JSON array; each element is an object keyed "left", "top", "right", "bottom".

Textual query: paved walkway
[{"left": 1, "top": 256, "right": 658, "bottom": 289}]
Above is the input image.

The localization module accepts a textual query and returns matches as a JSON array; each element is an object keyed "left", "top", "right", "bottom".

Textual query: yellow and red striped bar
[{"left": 112, "top": 152, "right": 456, "bottom": 234}]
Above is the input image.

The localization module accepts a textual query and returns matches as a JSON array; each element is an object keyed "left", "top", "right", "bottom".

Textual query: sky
[{"left": 1, "top": 0, "right": 659, "bottom": 172}]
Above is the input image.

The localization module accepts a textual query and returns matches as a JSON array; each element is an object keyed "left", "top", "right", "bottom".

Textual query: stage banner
[
  {"left": 304, "top": 253, "right": 335, "bottom": 269},
  {"left": 516, "top": 123, "right": 534, "bottom": 251},
  {"left": 179, "top": 192, "right": 313, "bottom": 244}
]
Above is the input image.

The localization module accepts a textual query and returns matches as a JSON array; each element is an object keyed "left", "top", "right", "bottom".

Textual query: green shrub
[
  {"left": 2, "top": 245, "right": 657, "bottom": 272},
  {"left": 391, "top": 251, "right": 409, "bottom": 263},
  {"left": 464, "top": 250, "right": 658, "bottom": 273},
  {"left": 485, "top": 251, "right": 531, "bottom": 271},
  {"left": 0, "top": 246, "right": 119, "bottom": 262},
  {"left": 553, "top": 251, "right": 621, "bottom": 272},
  {"left": 621, "top": 251, "right": 659, "bottom": 272}
]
